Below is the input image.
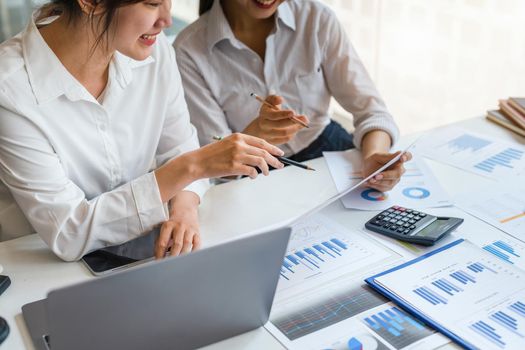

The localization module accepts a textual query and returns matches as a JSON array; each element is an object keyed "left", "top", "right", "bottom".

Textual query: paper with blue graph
[
  {"left": 275, "top": 214, "right": 399, "bottom": 296},
  {"left": 366, "top": 239, "right": 525, "bottom": 350},
  {"left": 415, "top": 126, "right": 525, "bottom": 179},
  {"left": 266, "top": 214, "right": 452, "bottom": 349},
  {"left": 324, "top": 151, "right": 452, "bottom": 210},
  {"left": 455, "top": 185, "right": 525, "bottom": 243}
]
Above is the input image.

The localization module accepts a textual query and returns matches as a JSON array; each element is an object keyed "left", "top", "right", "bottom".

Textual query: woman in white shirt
[
  {"left": 0, "top": 0, "right": 284, "bottom": 261},
  {"left": 175, "top": 0, "right": 411, "bottom": 192}
]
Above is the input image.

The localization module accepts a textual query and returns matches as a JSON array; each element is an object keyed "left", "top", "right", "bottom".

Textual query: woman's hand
[
  {"left": 243, "top": 95, "right": 309, "bottom": 145},
  {"left": 189, "top": 133, "right": 285, "bottom": 179},
  {"left": 155, "top": 191, "right": 201, "bottom": 259},
  {"left": 362, "top": 151, "right": 412, "bottom": 192},
  {"left": 155, "top": 133, "right": 285, "bottom": 203}
]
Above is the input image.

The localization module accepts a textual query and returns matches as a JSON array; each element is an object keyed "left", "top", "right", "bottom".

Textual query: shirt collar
[
  {"left": 277, "top": 1, "right": 296, "bottom": 32},
  {"left": 206, "top": 0, "right": 296, "bottom": 52},
  {"left": 22, "top": 8, "right": 155, "bottom": 104}
]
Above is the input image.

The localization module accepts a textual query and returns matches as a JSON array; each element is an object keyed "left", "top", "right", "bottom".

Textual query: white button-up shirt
[
  {"left": 174, "top": 0, "right": 399, "bottom": 156},
  {"left": 0, "top": 11, "right": 209, "bottom": 261}
]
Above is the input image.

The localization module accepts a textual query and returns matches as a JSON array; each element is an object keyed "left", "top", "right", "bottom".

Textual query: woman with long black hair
[{"left": 0, "top": 0, "right": 284, "bottom": 261}]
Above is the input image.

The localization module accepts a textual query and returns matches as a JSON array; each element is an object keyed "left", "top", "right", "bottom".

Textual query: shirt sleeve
[
  {"left": 319, "top": 8, "right": 399, "bottom": 149},
  {"left": 174, "top": 45, "right": 232, "bottom": 147},
  {"left": 0, "top": 104, "right": 166, "bottom": 261}
]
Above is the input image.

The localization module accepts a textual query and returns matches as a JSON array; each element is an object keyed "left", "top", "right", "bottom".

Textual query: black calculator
[{"left": 365, "top": 205, "right": 464, "bottom": 246}]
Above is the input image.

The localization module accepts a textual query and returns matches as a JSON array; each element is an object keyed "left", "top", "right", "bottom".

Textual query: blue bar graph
[
  {"left": 450, "top": 270, "right": 476, "bottom": 284},
  {"left": 509, "top": 301, "right": 525, "bottom": 318},
  {"left": 431, "top": 278, "right": 463, "bottom": 296},
  {"left": 467, "top": 262, "right": 497, "bottom": 274},
  {"left": 470, "top": 321, "right": 506, "bottom": 348},
  {"left": 363, "top": 307, "right": 433, "bottom": 349},
  {"left": 447, "top": 134, "right": 491, "bottom": 153},
  {"left": 413, "top": 286, "right": 448, "bottom": 305},
  {"left": 483, "top": 241, "right": 521, "bottom": 265},
  {"left": 474, "top": 148, "right": 524, "bottom": 173},
  {"left": 281, "top": 237, "right": 350, "bottom": 280},
  {"left": 490, "top": 311, "right": 524, "bottom": 337}
]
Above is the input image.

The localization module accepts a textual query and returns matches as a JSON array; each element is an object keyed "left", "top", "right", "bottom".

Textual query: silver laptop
[{"left": 22, "top": 228, "right": 291, "bottom": 350}]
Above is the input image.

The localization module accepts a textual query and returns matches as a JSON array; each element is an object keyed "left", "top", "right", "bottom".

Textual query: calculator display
[{"left": 416, "top": 219, "right": 455, "bottom": 238}]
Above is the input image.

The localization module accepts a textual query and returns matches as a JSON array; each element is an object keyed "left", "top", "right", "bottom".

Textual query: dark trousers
[{"left": 290, "top": 120, "right": 355, "bottom": 162}]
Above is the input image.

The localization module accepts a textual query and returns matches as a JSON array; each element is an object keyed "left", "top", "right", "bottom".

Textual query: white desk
[{"left": 0, "top": 116, "right": 523, "bottom": 350}]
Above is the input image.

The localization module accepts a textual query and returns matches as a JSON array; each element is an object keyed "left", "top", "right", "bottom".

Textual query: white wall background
[{"left": 2, "top": 0, "right": 524, "bottom": 136}]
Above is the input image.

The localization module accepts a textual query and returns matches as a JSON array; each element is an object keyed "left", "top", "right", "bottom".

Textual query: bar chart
[
  {"left": 281, "top": 238, "right": 350, "bottom": 279},
  {"left": 474, "top": 148, "right": 524, "bottom": 174},
  {"left": 413, "top": 262, "right": 497, "bottom": 306},
  {"left": 415, "top": 127, "right": 525, "bottom": 179},
  {"left": 278, "top": 215, "right": 395, "bottom": 292},
  {"left": 447, "top": 134, "right": 492, "bottom": 154},
  {"left": 483, "top": 241, "right": 522, "bottom": 265},
  {"left": 361, "top": 306, "right": 434, "bottom": 349},
  {"left": 468, "top": 300, "right": 525, "bottom": 349}
]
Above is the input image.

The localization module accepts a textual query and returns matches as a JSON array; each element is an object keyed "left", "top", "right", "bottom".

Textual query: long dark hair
[
  {"left": 199, "top": 0, "right": 214, "bottom": 15},
  {"left": 50, "top": 0, "right": 143, "bottom": 51}
]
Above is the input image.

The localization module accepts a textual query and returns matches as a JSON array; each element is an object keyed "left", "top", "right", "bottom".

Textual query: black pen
[
  {"left": 277, "top": 156, "right": 315, "bottom": 171},
  {"left": 212, "top": 136, "right": 315, "bottom": 171}
]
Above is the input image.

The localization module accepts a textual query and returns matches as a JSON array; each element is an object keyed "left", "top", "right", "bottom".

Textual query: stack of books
[{"left": 486, "top": 97, "right": 525, "bottom": 137}]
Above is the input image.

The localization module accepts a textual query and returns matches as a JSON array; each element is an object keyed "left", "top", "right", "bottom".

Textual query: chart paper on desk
[
  {"left": 372, "top": 240, "right": 525, "bottom": 350},
  {"left": 276, "top": 214, "right": 399, "bottom": 296},
  {"left": 415, "top": 126, "right": 525, "bottom": 179},
  {"left": 266, "top": 214, "right": 451, "bottom": 350},
  {"left": 455, "top": 185, "right": 525, "bottom": 243},
  {"left": 324, "top": 152, "right": 451, "bottom": 210}
]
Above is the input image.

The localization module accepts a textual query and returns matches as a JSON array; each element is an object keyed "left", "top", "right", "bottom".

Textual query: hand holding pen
[
  {"left": 242, "top": 94, "right": 310, "bottom": 146},
  {"left": 213, "top": 136, "right": 315, "bottom": 171}
]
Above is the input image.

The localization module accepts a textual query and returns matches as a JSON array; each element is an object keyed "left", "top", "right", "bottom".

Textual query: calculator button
[
  {"left": 405, "top": 209, "right": 412, "bottom": 213},
  {"left": 383, "top": 223, "right": 391, "bottom": 228},
  {"left": 400, "top": 212, "right": 407, "bottom": 217},
  {"left": 377, "top": 215, "right": 384, "bottom": 220},
  {"left": 390, "top": 225, "right": 398, "bottom": 230},
  {"left": 419, "top": 213, "right": 426, "bottom": 217},
  {"left": 410, "top": 225, "right": 416, "bottom": 229},
  {"left": 403, "top": 229, "right": 410, "bottom": 234},
  {"left": 408, "top": 219, "right": 416, "bottom": 224},
  {"left": 403, "top": 223, "right": 410, "bottom": 228},
  {"left": 402, "top": 217, "right": 409, "bottom": 222},
  {"left": 412, "top": 211, "right": 420, "bottom": 216},
  {"left": 407, "top": 214, "right": 414, "bottom": 218},
  {"left": 395, "top": 220, "right": 404, "bottom": 225},
  {"left": 394, "top": 215, "right": 402, "bottom": 220}
]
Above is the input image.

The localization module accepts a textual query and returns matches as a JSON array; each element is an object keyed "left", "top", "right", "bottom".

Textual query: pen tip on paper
[{"left": 250, "top": 92, "right": 255, "bottom": 97}]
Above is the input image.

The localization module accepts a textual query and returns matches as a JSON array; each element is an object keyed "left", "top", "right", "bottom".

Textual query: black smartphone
[
  {"left": 0, "top": 275, "right": 11, "bottom": 344},
  {"left": 0, "top": 275, "right": 10, "bottom": 296},
  {"left": 0, "top": 317, "right": 8, "bottom": 344}
]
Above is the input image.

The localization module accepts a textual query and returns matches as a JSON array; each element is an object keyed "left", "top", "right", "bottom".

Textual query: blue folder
[{"left": 365, "top": 238, "right": 477, "bottom": 350}]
